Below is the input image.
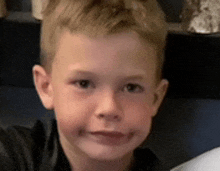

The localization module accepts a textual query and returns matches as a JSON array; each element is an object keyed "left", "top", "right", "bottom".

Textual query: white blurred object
[
  {"left": 31, "top": 0, "right": 48, "bottom": 20},
  {"left": 181, "top": 0, "right": 220, "bottom": 34},
  {"left": 0, "top": 0, "right": 7, "bottom": 18},
  {"left": 32, "top": 0, "right": 43, "bottom": 20},
  {"left": 171, "top": 147, "right": 220, "bottom": 171}
]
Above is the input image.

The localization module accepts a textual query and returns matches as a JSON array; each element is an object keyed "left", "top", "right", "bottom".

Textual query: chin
[
  {"left": 79, "top": 141, "right": 135, "bottom": 161},
  {"left": 86, "top": 150, "right": 130, "bottom": 161}
]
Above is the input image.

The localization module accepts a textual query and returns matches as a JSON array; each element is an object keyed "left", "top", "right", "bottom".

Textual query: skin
[{"left": 33, "top": 31, "right": 168, "bottom": 171}]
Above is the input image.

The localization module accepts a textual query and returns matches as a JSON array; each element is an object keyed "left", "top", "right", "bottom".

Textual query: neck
[{"left": 70, "top": 155, "right": 134, "bottom": 171}]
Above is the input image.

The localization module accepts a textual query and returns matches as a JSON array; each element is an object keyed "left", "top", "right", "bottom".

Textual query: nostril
[
  {"left": 98, "top": 114, "right": 120, "bottom": 121},
  {"left": 113, "top": 115, "right": 119, "bottom": 120},
  {"left": 99, "top": 114, "right": 105, "bottom": 118}
]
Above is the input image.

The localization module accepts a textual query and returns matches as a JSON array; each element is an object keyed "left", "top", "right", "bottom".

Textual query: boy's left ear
[{"left": 152, "top": 79, "right": 169, "bottom": 116}]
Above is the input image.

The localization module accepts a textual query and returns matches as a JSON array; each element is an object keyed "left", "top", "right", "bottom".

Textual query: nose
[{"left": 95, "top": 91, "right": 123, "bottom": 122}]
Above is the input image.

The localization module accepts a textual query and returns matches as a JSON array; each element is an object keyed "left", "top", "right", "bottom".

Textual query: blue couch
[{"left": 1, "top": 17, "right": 220, "bottom": 169}]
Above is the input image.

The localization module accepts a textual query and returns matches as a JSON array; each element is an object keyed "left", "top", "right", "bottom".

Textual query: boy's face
[{"left": 33, "top": 31, "right": 168, "bottom": 161}]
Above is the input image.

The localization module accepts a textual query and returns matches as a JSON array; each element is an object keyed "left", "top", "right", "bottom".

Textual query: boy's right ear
[{"left": 33, "top": 65, "right": 54, "bottom": 110}]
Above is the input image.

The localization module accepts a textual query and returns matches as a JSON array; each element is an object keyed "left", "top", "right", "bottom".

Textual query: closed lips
[
  {"left": 89, "top": 131, "right": 134, "bottom": 146},
  {"left": 90, "top": 131, "right": 125, "bottom": 138}
]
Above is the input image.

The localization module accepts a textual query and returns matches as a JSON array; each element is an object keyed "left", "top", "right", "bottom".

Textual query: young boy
[{"left": 0, "top": 0, "right": 169, "bottom": 170}]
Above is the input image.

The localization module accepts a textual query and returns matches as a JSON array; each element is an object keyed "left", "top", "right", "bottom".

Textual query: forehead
[{"left": 53, "top": 30, "right": 157, "bottom": 75}]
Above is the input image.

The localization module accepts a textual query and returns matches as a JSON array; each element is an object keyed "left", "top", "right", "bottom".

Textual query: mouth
[
  {"left": 90, "top": 131, "right": 125, "bottom": 138},
  {"left": 88, "top": 131, "right": 132, "bottom": 146}
]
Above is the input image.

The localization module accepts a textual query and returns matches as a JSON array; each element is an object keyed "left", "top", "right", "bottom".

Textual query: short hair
[{"left": 40, "top": 0, "right": 168, "bottom": 80}]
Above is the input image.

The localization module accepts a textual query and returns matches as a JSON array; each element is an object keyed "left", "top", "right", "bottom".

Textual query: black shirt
[{"left": 0, "top": 119, "right": 169, "bottom": 171}]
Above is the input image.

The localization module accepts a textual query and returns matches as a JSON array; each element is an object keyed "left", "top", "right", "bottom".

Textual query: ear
[
  {"left": 152, "top": 79, "right": 169, "bottom": 117},
  {"left": 33, "top": 65, "right": 54, "bottom": 110}
]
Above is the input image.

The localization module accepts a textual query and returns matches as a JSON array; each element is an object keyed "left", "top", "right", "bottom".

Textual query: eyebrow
[
  {"left": 68, "top": 70, "right": 96, "bottom": 77},
  {"left": 68, "top": 70, "right": 145, "bottom": 80}
]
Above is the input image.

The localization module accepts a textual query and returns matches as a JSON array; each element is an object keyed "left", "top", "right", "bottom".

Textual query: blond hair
[{"left": 40, "top": 0, "right": 167, "bottom": 79}]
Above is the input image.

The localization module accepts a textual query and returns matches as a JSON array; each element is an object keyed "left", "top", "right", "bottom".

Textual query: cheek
[
  {"left": 126, "top": 101, "right": 154, "bottom": 134},
  {"left": 56, "top": 110, "right": 88, "bottom": 139},
  {"left": 53, "top": 89, "right": 92, "bottom": 136}
]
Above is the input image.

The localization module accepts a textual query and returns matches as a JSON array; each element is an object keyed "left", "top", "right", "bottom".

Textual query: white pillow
[{"left": 171, "top": 147, "right": 220, "bottom": 171}]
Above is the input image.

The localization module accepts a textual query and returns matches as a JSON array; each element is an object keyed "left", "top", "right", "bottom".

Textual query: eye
[
  {"left": 73, "top": 80, "right": 92, "bottom": 89},
  {"left": 123, "top": 83, "right": 144, "bottom": 93}
]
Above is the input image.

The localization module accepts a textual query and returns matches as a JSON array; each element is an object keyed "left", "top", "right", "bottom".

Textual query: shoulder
[
  {"left": 172, "top": 147, "right": 220, "bottom": 171},
  {"left": 133, "top": 148, "right": 170, "bottom": 171},
  {"left": 0, "top": 120, "right": 47, "bottom": 149},
  {"left": 0, "top": 120, "right": 54, "bottom": 170}
]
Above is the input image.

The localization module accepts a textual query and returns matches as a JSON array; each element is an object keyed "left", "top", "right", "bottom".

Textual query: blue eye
[
  {"left": 74, "top": 80, "right": 91, "bottom": 89},
  {"left": 124, "top": 83, "right": 144, "bottom": 93}
]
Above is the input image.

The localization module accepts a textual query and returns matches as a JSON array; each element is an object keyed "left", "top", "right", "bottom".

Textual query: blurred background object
[
  {"left": 157, "top": 0, "right": 184, "bottom": 22},
  {"left": 31, "top": 0, "right": 48, "bottom": 20},
  {"left": 0, "top": 0, "right": 7, "bottom": 18},
  {"left": 31, "top": 0, "right": 43, "bottom": 20},
  {"left": 181, "top": 0, "right": 220, "bottom": 34}
]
